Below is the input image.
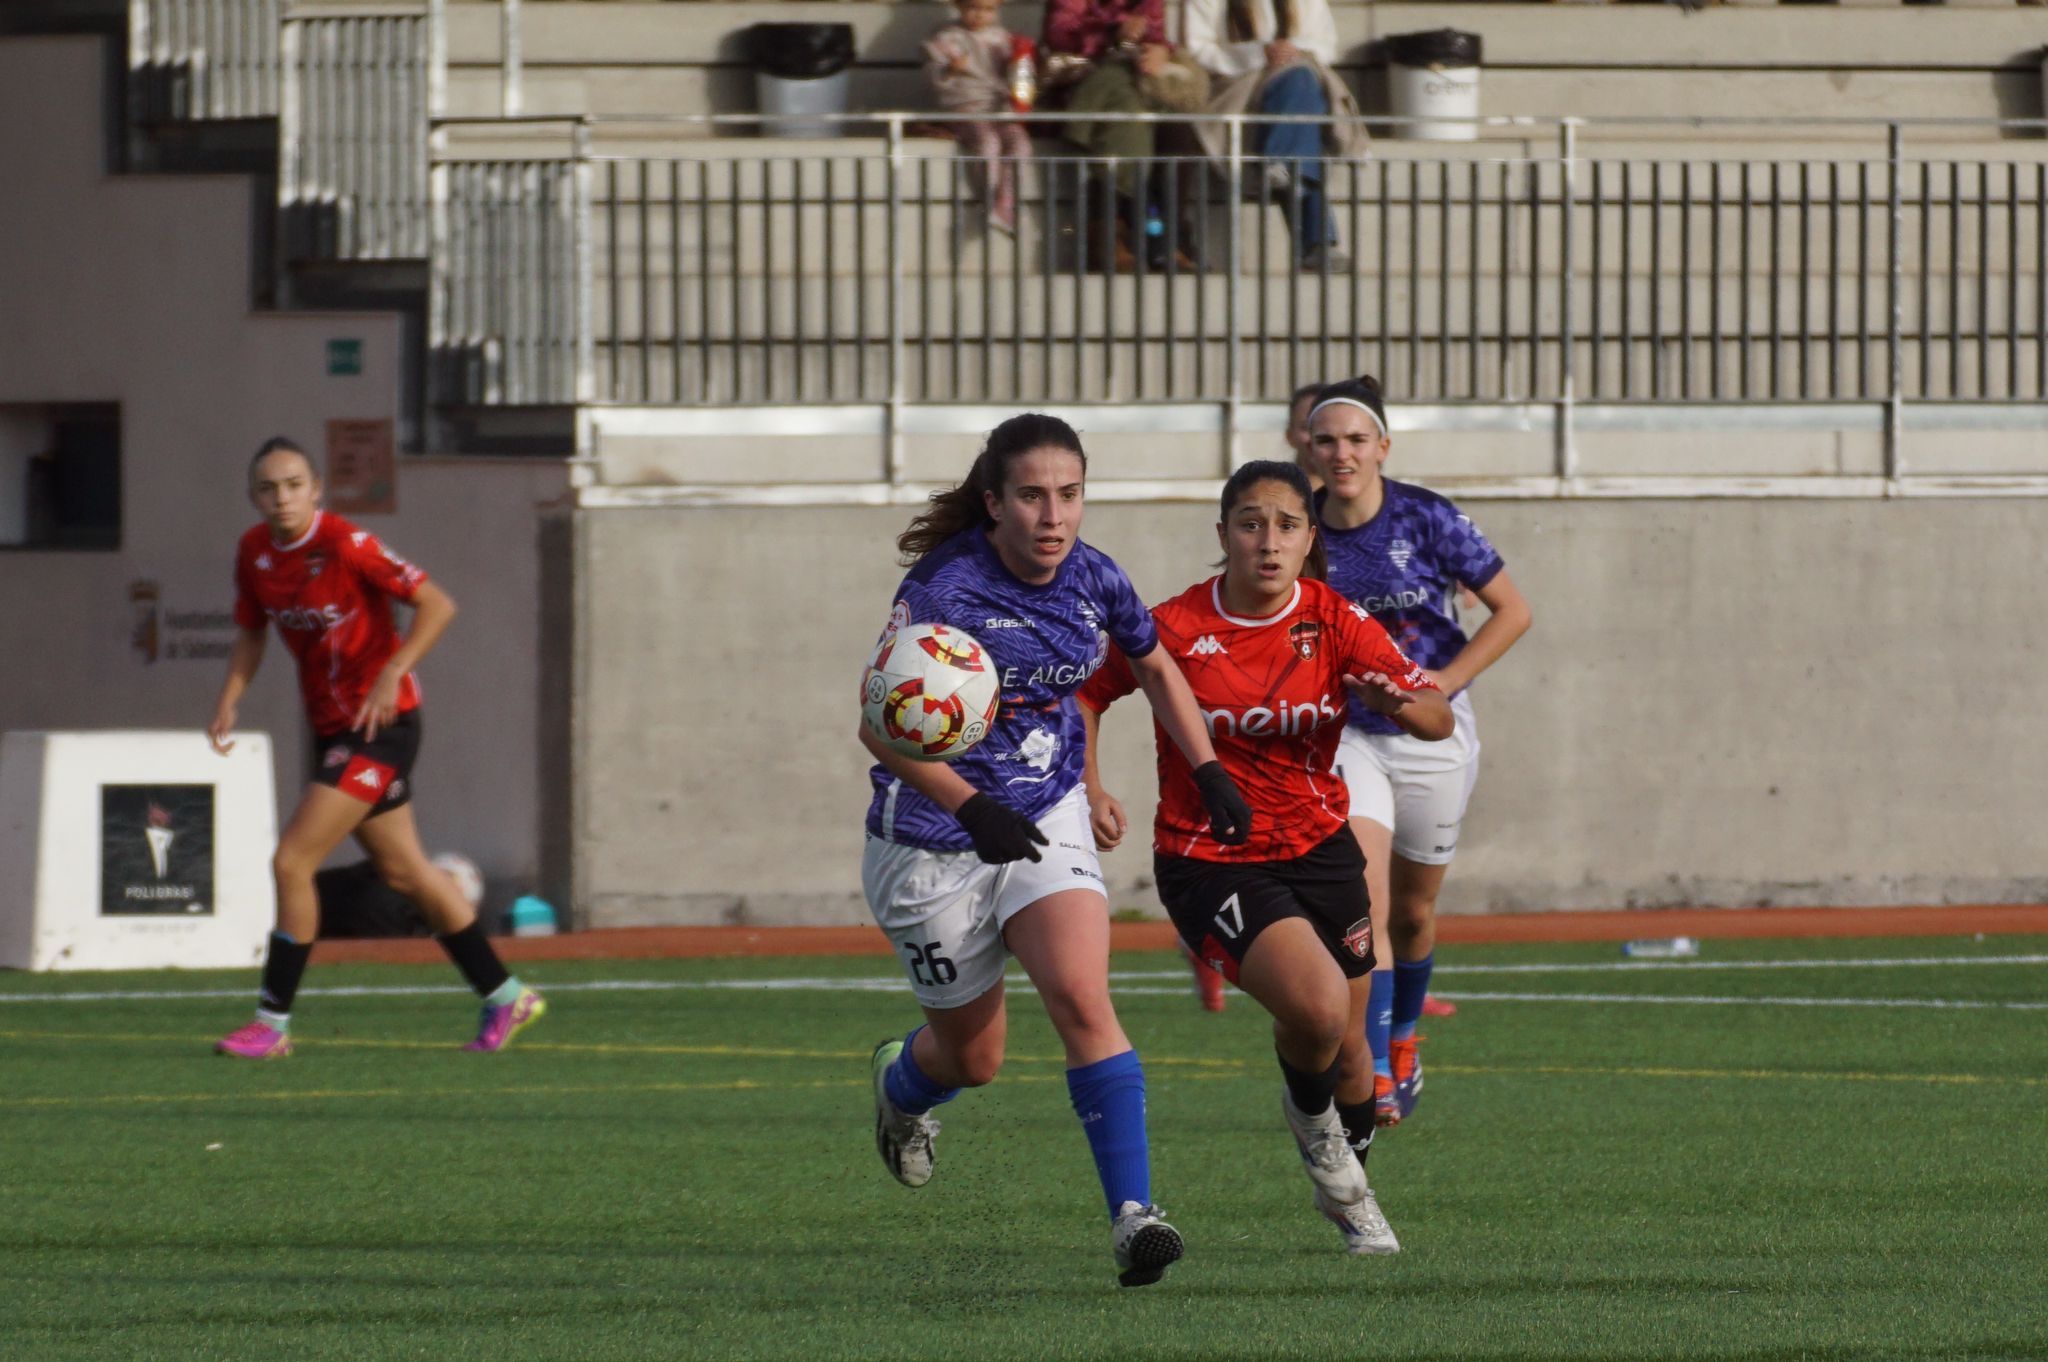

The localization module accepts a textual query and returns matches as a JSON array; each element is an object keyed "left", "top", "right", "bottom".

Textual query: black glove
[
  {"left": 956, "top": 793, "right": 1049, "bottom": 865},
  {"left": 1192, "top": 761, "right": 1252, "bottom": 846}
]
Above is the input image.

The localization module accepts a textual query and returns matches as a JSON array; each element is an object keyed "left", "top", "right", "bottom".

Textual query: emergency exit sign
[{"left": 326, "top": 339, "right": 363, "bottom": 376}]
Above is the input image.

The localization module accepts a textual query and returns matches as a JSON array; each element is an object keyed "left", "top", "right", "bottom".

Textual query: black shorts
[
  {"left": 1154, "top": 828, "right": 1375, "bottom": 985},
  {"left": 311, "top": 710, "right": 421, "bottom": 815}
]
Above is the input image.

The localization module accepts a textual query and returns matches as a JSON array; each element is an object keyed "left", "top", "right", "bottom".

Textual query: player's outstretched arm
[
  {"left": 1078, "top": 703, "right": 1127, "bottom": 852},
  {"left": 856, "top": 724, "right": 1046, "bottom": 864},
  {"left": 1431, "top": 569, "right": 1531, "bottom": 696},
  {"left": 1342, "top": 671, "right": 1455, "bottom": 741},
  {"left": 1126, "top": 648, "right": 1252, "bottom": 845},
  {"left": 208, "top": 626, "right": 268, "bottom": 754},
  {"left": 355, "top": 581, "right": 457, "bottom": 740}
]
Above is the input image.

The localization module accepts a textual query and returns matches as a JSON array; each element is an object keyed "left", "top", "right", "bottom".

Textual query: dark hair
[
  {"left": 248, "top": 435, "right": 317, "bottom": 484},
  {"left": 1307, "top": 374, "right": 1388, "bottom": 438},
  {"left": 1218, "top": 459, "right": 1327, "bottom": 582},
  {"left": 1289, "top": 382, "right": 1323, "bottom": 409},
  {"left": 897, "top": 413, "right": 1087, "bottom": 563}
]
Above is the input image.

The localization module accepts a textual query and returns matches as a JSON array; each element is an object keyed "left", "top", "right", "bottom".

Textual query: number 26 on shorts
[{"left": 903, "top": 941, "right": 958, "bottom": 988}]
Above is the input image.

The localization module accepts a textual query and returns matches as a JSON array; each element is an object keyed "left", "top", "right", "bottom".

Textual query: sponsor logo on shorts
[
  {"left": 1069, "top": 865, "right": 1103, "bottom": 881},
  {"left": 322, "top": 744, "right": 350, "bottom": 768},
  {"left": 1343, "top": 917, "right": 1373, "bottom": 960},
  {"left": 386, "top": 778, "right": 406, "bottom": 801},
  {"left": 339, "top": 755, "right": 396, "bottom": 802}
]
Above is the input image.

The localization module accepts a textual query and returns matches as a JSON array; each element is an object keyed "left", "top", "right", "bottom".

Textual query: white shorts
[
  {"left": 860, "top": 783, "right": 1107, "bottom": 1009},
  {"left": 1334, "top": 690, "right": 1481, "bottom": 867}
]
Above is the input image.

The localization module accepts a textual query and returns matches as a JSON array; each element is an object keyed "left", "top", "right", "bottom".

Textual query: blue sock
[
  {"left": 1067, "top": 1050, "right": 1151, "bottom": 1218},
  {"left": 1366, "top": 970, "right": 1394, "bottom": 1079},
  {"left": 884, "top": 1026, "right": 959, "bottom": 1116},
  {"left": 1391, "top": 953, "right": 1434, "bottom": 1043}
]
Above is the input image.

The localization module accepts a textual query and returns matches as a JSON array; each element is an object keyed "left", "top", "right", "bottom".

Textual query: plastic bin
[
  {"left": 750, "top": 22, "right": 856, "bottom": 138},
  {"left": 1385, "top": 29, "right": 1482, "bottom": 143}
]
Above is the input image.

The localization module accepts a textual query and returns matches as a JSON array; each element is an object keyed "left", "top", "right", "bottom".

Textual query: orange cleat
[
  {"left": 1372, "top": 1071, "right": 1402, "bottom": 1128},
  {"left": 1181, "top": 941, "right": 1226, "bottom": 1013}
]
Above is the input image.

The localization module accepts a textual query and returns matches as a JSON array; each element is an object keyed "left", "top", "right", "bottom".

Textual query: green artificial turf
[{"left": 1, "top": 935, "right": 2043, "bottom": 1361}]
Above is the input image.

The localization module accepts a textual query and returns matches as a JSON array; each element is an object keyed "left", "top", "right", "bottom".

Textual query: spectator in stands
[
  {"left": 1043, "top": 0, "right": 1208, "bottom": 270},
  {"left": 1183, "top": 0, "right": 1366, "bottom": 271},
  {"left": 1287, "top": 380, "right": 1322, "bottom": 479},
  {"left": 925, "top": 0, "right": 1035, "bottom": 233}
]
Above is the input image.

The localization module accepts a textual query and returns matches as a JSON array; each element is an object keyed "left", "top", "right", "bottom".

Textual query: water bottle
[
  {"left": 1008, "top": 37, "right": 1038, "bottom": 113},
  {"left": 1621, "top": 937, "right": 1699, "bottom": 959}
]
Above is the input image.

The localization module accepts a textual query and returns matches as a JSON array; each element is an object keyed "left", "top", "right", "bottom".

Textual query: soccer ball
[
  {"left": 862, "top": 622, "right": 1001, "bottom": 761},
  {"left": 432, "top": 851, "right": 485, "bottom": 909}
]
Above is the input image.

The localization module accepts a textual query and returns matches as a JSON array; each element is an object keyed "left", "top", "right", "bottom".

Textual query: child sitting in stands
[{"left": 924, "top": 0, "right": 1034, "bottom": 233}]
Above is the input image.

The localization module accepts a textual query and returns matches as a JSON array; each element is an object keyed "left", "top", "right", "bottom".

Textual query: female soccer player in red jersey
[
  {"left": 1308, "top": 376, "right": 1532, "bottom": 1125},
  {"left": 1079, "top": 459, "right": 1450, "bottom": 1254},
  {"left": 207, "top": 437, "right": 544, "bottom": 1058}
]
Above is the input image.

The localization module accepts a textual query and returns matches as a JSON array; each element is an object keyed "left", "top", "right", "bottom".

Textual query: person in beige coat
[{"left": 1183, "top": 0, "right": 1366, "bottom": 270}]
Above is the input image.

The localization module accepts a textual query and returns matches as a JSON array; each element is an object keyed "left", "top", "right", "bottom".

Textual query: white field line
[
  {"left": 0, "top": 959, "right": 2043, "bottom": 1010},
  {"left": 1113, "top": 953, "right": 2048, "bottom": 979}
]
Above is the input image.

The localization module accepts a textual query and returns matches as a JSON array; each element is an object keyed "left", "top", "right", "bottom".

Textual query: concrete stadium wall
[
  {"left": 563, "top": 494, "right": 2048, "bottom": 927},
  {"left": 0, "top": 36, "right": 570, "bottom": 905}
]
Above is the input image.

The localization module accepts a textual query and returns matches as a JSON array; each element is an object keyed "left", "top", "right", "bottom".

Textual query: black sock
[
  {"left": 437, "top": 921, "right": 512, "bottom": 998},
  {"left": 1277, "top": 1049, "right": 1340, "bottom": 1117},
  {"left": 258, "top": 931, "right": 313, "bottom": 1016},
  {"left": 1336, "top": 1100, "right": 1375, "bottom": 1168}
]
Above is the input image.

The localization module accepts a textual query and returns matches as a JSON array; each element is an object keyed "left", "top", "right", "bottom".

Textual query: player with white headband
[{"left": 1305, "top": 376, "right": 1534, "bottom": 1128}]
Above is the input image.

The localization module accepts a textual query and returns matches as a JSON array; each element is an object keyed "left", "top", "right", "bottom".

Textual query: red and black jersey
[
  {"left": 233, "top": 511, "right": 428, "bottom": 736},
  {"left": 1077, "top": 576, "right": 1436, "bottom": 863}
]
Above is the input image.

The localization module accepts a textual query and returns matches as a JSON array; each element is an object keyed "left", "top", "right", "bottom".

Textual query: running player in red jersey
[
  {"left": 207, "top": 437, "right": 545, "bottom": 1058},
  {"left": 1079, "top": 459, "right": 1450, "bottom": 1255}
]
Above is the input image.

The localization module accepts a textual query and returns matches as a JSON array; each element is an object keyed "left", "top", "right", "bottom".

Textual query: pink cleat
[
  {"left": 1421, "top": 993, "right": 1457, "bottom": 1019},
  {"left": 464, "top": 988, "right": 547, "bottom": 1052},
  {"left": 215, "top": 1020, "right": 292, "bottom": 1059}
]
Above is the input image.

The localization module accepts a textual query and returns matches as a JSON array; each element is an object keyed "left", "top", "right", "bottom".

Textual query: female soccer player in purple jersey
[
  {"left": 1308, "top": 377, "right": 1533, "bottom": 1127},
  {"left": 859, "top": 413, "right": 1253, "bottom": 1288}
]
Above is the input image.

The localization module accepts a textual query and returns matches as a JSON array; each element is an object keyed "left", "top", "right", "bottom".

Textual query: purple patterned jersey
[
  {"left": 864, "top": 528, "right": 1159, "bottom": 851},
  {"left": 1318, "top": 479, "right": 1504, "bottom": 734}
]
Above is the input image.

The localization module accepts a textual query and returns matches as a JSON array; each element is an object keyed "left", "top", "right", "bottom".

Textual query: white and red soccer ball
[{"left": 861, "top": 622, "right": 1000, "bottom": 761}]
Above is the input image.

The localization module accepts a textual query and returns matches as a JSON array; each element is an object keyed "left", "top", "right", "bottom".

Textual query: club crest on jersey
[
  {"left": 306, "top": 551, "right": 327, "bottom": 579},
  {"left": 1342, "top": 917, "right": 1373, "bottom": 961},
  {"left": 1388, "top": 538, "right": 1414, "bottom": 570},
  {"left": 1288, "top": 620, "right": 1321, "bottom": 659}
]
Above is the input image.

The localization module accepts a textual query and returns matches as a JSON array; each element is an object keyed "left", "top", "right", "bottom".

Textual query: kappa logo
[
  {"left": 1389, "top": 537, "right": 1415, "bottom": 570},
  {"left": 352, "top": 531, "right": 371, "bottom": 547},
  {"left": 255, "top": 553, "right": 273, "bottom": 572},
  {"left": 1185, "top": 635, "right": 1227, "bottom": 657},
  {"left": 339, "top": 755, "right": 396, "bottom": 801}
]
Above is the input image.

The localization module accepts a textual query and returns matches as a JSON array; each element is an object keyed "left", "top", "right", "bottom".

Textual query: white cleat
[
  {"left": 1281, "top": 1090, "right": 1369, "bottom": 1206},
  {"left": 1314, "top": 1182, "right": 1401, "bottom": 1256},
  {"left": 1110, "top": 1201, "right": 1185, "bottom": 1288},
  {"left": 871, "top": 1039, "right": 940, "bottom": 1188}
]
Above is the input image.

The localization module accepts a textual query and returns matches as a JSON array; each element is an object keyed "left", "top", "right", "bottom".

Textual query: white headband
[{"left": 1307, "top": 396, "right": 1386, "bottom": 438}]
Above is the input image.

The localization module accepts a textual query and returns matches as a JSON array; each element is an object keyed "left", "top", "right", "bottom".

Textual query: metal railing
[
  {"left": 128, "top": 0, "right": 284, "bottom": 121},
  {"left": 430, "top": 115, "right": 2048, "bottom": 429}
]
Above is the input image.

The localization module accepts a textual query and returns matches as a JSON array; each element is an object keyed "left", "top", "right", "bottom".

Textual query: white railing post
[
  {"left": 1557, "top": 119, "right": 1578, "bottom": 484},
  {"left": 500, "top": 0, "right": 522, "bottom": 118},
  {"left": 886, "top": 113, "right": 907, "bottom": 488},
  {"left": 1885, "top": 121, "right": 1904, "bottom": 485},
  {"left": 1224, "top": 114, "right": 1243, "bottom": 472},
  {"left": 575, "top": 121, "right": 597, "bottom": 405}
]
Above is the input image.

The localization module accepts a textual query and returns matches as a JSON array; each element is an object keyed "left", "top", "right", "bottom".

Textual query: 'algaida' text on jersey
[
  {"left": 1078, "top": 576, "right": 1435, "bottom": 862},
  {"left": 865, "top": 528, "right": 1158, "bottom": 852},
  {"left": 1318, "top": 479, "right": 1503, "bottom": 735}
]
